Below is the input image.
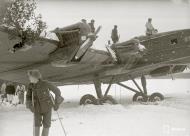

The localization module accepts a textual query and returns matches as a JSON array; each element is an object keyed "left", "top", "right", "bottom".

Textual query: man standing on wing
[
  {"left": 145, "top": 18, "right": 158, "bottom": 36},
  {"left": 111, "top": 25, "right": 119, "bottom": 44}
]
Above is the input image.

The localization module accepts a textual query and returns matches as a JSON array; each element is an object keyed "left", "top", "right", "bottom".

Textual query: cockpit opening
[
  {"left": 170, "top": 38, "right": 178, "bottom": 45},
  {"left": 184, "top": 36, "right": 190, "bottom": 42}
]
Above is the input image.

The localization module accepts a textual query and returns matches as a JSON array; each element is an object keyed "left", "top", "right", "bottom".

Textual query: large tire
[
  {"left": 79, "top": 94, "right": 98, "bottom": 105},
  {"left": 149, "top": 92, "right": 164, "bottom": 102},
  {"left": 133, "top": 93, "right": 148, "bottom": 102},
  {"left": 101, "top": 95, "right": 118, "bottom": 105}
]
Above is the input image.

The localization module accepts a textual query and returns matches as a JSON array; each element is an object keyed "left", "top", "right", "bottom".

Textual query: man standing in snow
[
  {"left": 16, "top": 85, "right": 25, "bottom": 104},
  {"left": 26, "top": 69, "right": 64, "bottom": 136},
  {"left": 6, "top": 83, "right": 15, "bottom": 104},
  {"left": 0, "top": 82, "right": 7, "bottom": 103}
]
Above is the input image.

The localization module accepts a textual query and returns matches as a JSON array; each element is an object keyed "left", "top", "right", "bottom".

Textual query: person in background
[
  {"left": 5, "top": 83, "right": 15, "bottom": 104},
  {"left": 145, "top": 18, "right": 158, "bottom": 36},
  {"left": 81, "top": 18, "right": 87, "bottom": 24},
  {"left": 111, "top": 25, "right": 119, "bottom": 44},
  {"left": 26, "top": 69, "right": 64, "bottom": 136},
  {"left": 88, "top": 19, "right": 95, "bottom": 33},
  {"left": 79, "top": 19, "right": 92, "bottom": 43},
  {"left": 0, "top": 82, "right": 7, "bottom": 103},
  {"left": 0, "top": 83, "right": 6, "bottom": 94},
  {"left": 16, "top": 85, "right": 25, "bottom": 104}
]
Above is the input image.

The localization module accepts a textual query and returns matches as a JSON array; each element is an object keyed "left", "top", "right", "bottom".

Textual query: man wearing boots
[{"left": 26, "top": 69, "right": 64, "bottom": 136}]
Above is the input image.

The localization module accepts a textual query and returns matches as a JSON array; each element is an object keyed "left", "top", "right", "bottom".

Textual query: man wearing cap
[
  {"left": 88, "top": 19, "right": 95, "bottom": 33},
  {"left": 26, "top": 69, "right": 63, "bottom": 136},
  {"left": 145, "top": 18, "right": 158, "bottom": 36},
  {"left": 111, "top": 25, "right": 119, "bottom": 44}
]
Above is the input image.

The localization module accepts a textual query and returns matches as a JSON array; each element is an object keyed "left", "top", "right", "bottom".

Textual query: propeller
[{"left": 74, "top": 26, "right": 102, "bottom": 60}]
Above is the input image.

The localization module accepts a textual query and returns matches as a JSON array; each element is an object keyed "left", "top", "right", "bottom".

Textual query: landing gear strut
[
  {"left": 117, "top": 75, "right": 164, "bottom": 102},
  {"left": 79, "top": 75, "right": 164, "bottom": 105},
  {"left": 80, "top": 77, "right": 118, "bottom": 105}
]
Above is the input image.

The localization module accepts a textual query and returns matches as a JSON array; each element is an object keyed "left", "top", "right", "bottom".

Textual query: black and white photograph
[{"left": 0, "top": 0, "right": 190, "bottom": 136}]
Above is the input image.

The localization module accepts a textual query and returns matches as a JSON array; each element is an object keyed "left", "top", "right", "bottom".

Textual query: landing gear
[
  {"left": 149, "top": 92, "right": 164, "bottom": 102},
  {"left": 95, "top": 77, "right": 118, "bottom": 105},
  {"left": 117, "top": 75, "right": 164, "bottom": 103},
  {"left": 79, "top": 77, "right": 118, "bottom": 105},
  {"left": 100, "top": 95, "right": 118, "bottom": 104},
  {"left": 80, "top": 75, "right": 164, "bottom": 105},
  {"left": 80, "top": 94, "right": 98, "bottom": 105},
  {"left": 132, "top": 93, "right": 148, "bottom": 102}
]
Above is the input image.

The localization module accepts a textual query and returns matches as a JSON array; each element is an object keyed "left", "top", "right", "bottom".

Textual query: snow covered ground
[{"left": 0, "top": 79, "right": 190, "bottom": 136}]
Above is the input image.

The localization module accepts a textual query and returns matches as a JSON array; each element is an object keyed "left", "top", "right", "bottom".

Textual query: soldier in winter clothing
[
  {"left": 26, "top": 69, "right": 63, "bottom": 136},
  {"left": 145, "top": 18, "right": 158, "bottom": 36},
  {"left": 111, "top": 25, "right": 119, "bottom": 44},
  {"left": 88, "top": 19, "right": 95, "bottom": 33},
  {"left": 16, "top": 85, "right": 25, "bottom": 104},
  {"left": 0, "top": 83, "right": 7, "bottom": 102},
  {"left": 6, "top": 83, "right": 15, "bottom": 104},
  {"left": 0, "top": 82, "right": 6, "bottom": 95}
]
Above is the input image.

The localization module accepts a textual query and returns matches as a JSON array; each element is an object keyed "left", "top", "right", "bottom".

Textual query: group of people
[
  {"left": 61, "top": 17, "right": 156, "bottom": 46},
  {"left": 0, "top": 82, "right": 26, "bottom": 105},
  {"left": 80, "top": 18, "right": 120, "bottom": 44},
  {"left": 80, "top": 18, "right": 96, "bottom": 34},
  {"left": 110, "top": 18, "right": 157, "bottom": 44}
]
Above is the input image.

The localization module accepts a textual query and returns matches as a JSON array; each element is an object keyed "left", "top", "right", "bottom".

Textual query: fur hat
[{"left": 27, "top": 69, "right": 42, "bottom": 79}]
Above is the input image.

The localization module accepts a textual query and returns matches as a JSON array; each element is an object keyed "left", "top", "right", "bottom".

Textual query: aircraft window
[
  {"left": 184, "top": 36, "right": 190, "bottom": 42},
  {"left": 170, "top": 38, "right": 178, "bottom": 45}
]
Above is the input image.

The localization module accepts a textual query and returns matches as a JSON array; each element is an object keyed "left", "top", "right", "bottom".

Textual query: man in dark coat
[
  {"left": 88, "top": 19, "right": 95, "bottom": 33},
  {"left": 111, "top": 25, "right": 119, "bottom": 44},
  {"left": 26, "top": 69, "right": 63, "bottom": 136},
  {"left": 6, "top": 83, "right": 15, "bottom": 104}
]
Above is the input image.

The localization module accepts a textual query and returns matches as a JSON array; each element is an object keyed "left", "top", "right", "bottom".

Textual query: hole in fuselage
[{"left": 170, "top": 38, "right": 178, "bottom": 45}]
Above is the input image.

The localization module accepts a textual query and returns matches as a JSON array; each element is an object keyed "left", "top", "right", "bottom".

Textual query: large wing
[
  {"left": 0, "top": 24, "right": 107, "bottom": 85},
  {"left": 0, "top": 27, "right": 109, "bottom": 85},
  {"left": 0, "top": 27, "right": 59, "bottom": 84},
  {"left": 50, "top": 55, "right": 190, "bottom": 85},
  {"left": 1, "top": 27, "right": 190, "bottom": 86},
  {"left": 0, "top": 47, "right": 189, "bottom": 86}
]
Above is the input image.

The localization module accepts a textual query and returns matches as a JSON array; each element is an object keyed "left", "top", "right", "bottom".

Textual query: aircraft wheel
[
  {"left": 79, "top": 94, "right": 98, "bottom": 105},
  {"left": 101, "top": 95, "right": 118, "bottom": 104},
  {"left": 149, "top": 92, "right": 164, "bottom": 102},
  {"left": 133, "top": 93, "right": 148, "bottom": 102}
]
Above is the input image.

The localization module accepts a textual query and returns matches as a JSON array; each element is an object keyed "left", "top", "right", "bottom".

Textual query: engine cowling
[{"left": 49, "top": 22, "right": 91, "bottom": 63}]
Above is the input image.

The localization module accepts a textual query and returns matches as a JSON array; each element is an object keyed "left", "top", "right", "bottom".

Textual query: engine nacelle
[{"left": 49, "top": 22, "right": 91, "bottom": 63}]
